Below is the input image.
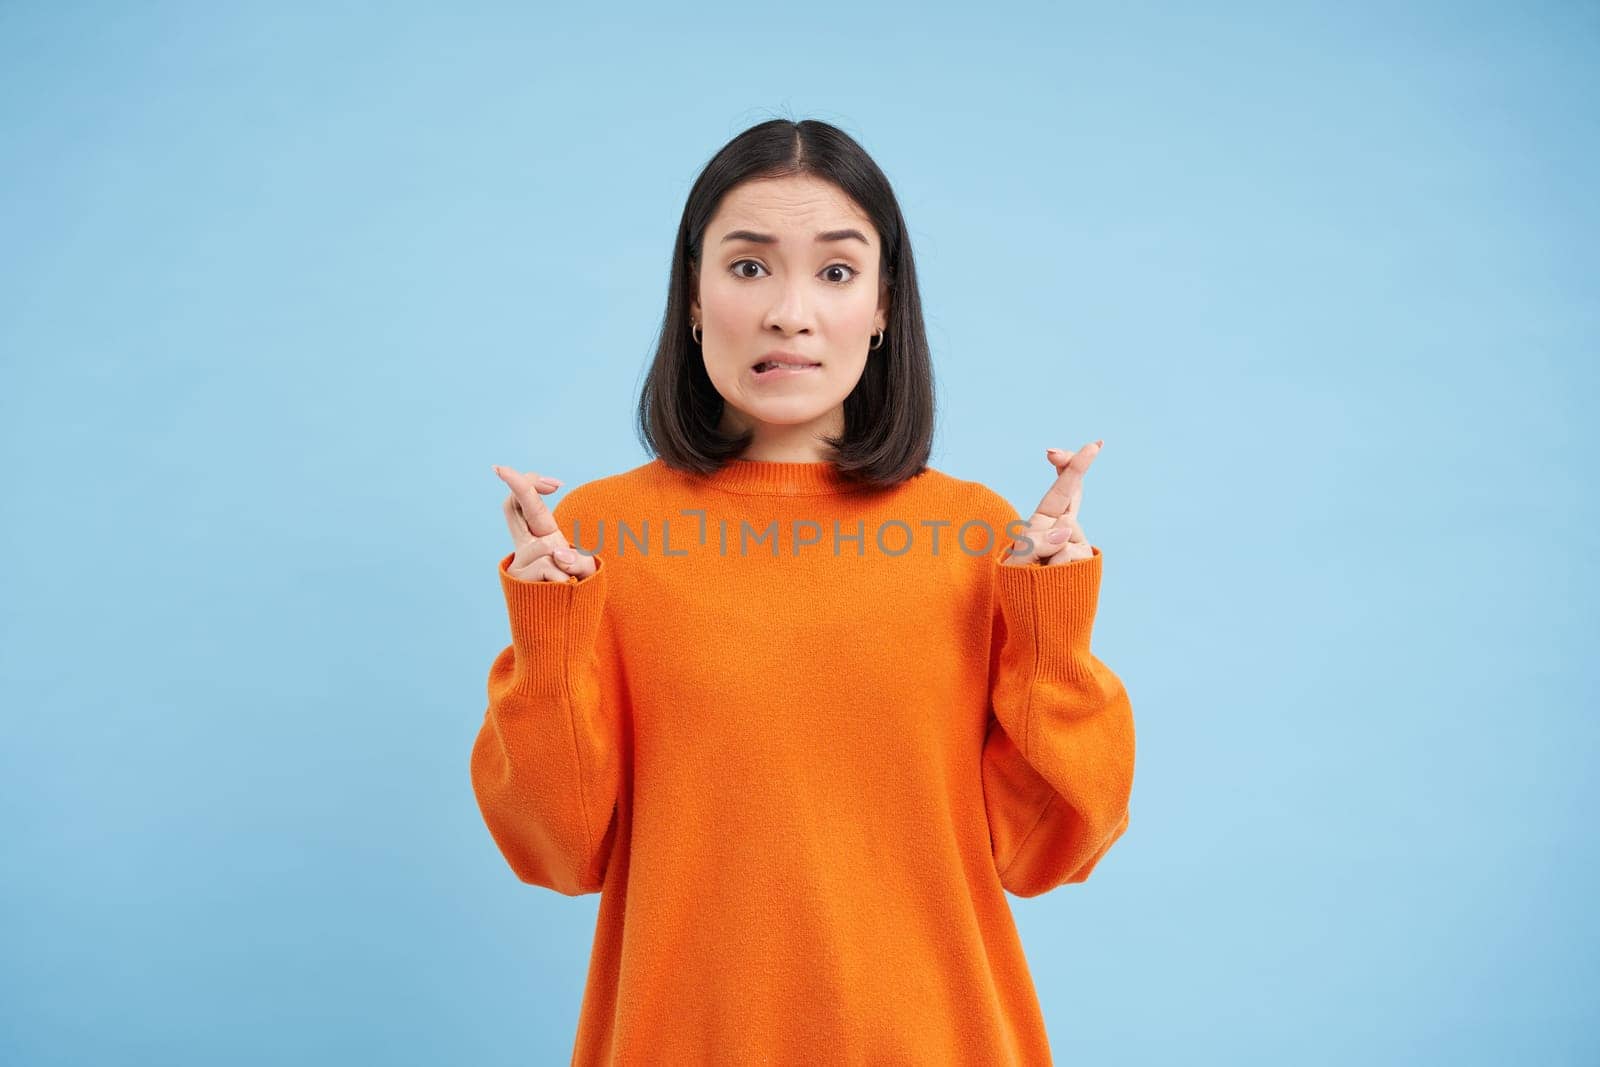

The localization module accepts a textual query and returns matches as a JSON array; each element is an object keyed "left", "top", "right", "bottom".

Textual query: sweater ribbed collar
[{"left": 692, "top": 457, "right": 865, "bottom": 497}]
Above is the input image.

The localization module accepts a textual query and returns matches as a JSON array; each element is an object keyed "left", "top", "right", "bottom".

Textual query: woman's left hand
[{"left": 1001, "top": 439, "right": 1104, "bottom": 567}]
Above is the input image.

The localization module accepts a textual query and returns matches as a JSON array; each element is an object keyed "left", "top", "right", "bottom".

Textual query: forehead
[{"left": 711, "top": 175, "right": 874, "bottom": 241}]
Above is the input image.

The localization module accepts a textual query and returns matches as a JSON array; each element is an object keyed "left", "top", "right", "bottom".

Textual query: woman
[{"left": 472, "top": 118, "right": 1135, "bottom": 1065}]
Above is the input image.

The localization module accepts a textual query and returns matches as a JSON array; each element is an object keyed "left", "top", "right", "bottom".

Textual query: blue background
[{"left": 2, "top": 3, "right": 1595, "bottom": 1064}]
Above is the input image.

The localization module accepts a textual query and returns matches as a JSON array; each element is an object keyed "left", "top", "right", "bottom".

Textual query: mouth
[{"left": 751, "top": 356, "right": 822, "bottom": 379}]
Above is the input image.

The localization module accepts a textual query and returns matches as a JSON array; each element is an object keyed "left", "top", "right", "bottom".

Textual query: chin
[
  {"left": 745, "top": 405, "right": 832, "bottom": 426},
  {"left": 730, "top": 395, "right": 842, "bottom": 426}
]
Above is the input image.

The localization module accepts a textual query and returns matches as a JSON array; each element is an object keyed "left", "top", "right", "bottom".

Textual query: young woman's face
[{"left": 691, "top": 174, "right": 889, "bottom": 459}]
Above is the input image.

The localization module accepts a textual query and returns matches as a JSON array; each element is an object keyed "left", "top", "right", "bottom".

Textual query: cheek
[
  {"left": 700, "top": 274, "right": 757, "bottom": 324},
  {"left": 833, "top": 293, "right": 880, "bottom": 334}
]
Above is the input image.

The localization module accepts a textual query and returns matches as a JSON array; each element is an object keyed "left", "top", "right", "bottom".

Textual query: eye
[{"left": 729, "top": 259, "right": 859, "bottom": 285}]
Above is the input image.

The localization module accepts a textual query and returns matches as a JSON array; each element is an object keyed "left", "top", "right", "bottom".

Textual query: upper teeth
[{"left": 759, "top": 360, "right": 814, "bottom": 370}]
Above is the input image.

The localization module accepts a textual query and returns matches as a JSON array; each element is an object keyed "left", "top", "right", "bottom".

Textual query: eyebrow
[{"left": 719, "top": 228, "right": 871, "bottom": 247}]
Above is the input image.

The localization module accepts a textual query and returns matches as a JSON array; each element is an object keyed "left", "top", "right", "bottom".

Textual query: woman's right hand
[{"left": 493, "top": 464, "right": 598, "bottom": 583}]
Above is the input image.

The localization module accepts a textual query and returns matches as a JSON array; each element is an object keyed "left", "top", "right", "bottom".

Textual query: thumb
[{"left": 551, "top": 544, "right": 598, "bottom": 578}]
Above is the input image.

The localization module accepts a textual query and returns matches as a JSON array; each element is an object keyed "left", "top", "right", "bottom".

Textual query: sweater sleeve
[
  {"left": 980, "top": 514, "right": 1136, "bottom": 897},
  {"left": 469, "top": 489, "right": 623, "bottom": 896}
]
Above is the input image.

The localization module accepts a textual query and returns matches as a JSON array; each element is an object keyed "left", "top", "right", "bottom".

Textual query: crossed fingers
[
  {"left": 493, "top": 465, "right": 595, "bottom": 582},
  {"left": 1003, "top": 439, "right": 1103, "bottom": 567}
]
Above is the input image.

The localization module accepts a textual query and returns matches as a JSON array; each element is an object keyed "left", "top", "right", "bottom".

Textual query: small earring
[
  {"left": 691, "top": 322, "right": 702, "bottom": 345},
  {"left": 870, "top": 328, "right": 884, "bottom": 350}
]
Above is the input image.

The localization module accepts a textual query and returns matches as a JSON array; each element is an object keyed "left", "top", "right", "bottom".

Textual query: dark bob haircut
[{"left": 636, "top": 118, "right": 936, "bottom": 490}]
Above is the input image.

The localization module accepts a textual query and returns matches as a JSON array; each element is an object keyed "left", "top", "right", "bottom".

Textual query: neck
[{"left": 722, "top": 406, "right": 843, "bottom": 463}]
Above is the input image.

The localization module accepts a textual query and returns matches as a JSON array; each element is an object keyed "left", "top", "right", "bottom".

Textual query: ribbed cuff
[
  {"left": 994, "top": 545, "right": 1103, "bottom": 682},
  {"left": 497, "top": 552, "right": 608, "bottom": 694}
]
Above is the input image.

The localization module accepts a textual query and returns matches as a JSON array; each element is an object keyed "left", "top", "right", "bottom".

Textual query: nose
[{"left": 762, "top": 275, "right": 813, "bottom": 335}]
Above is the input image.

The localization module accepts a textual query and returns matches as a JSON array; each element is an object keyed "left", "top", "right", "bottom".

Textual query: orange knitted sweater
[{"left": 470, "top": 457, "right": 1136, "bottom": 1065}]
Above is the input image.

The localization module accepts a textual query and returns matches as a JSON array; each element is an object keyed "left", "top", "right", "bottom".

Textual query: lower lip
[{"left": 751, "top": 363, "right": 821, "bottom": 381}]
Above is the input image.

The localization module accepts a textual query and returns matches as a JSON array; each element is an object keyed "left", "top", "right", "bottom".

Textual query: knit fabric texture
[{"left": 470, "top": 457, "right": 1136, "bottom": 1065}]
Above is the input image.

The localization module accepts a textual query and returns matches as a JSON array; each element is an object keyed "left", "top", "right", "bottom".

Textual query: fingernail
[
  {"left": 554, "top": 548, "right": 576, "bottom": 563},
  {"left": 492, "top": 465, "right": 503, "bottom": 476},
  {"left": 1047, "top": 529, "right": 1070, "bottom": 543},
  {"left": 538, "top": 476, "right": 561, "bottom": 487}
]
